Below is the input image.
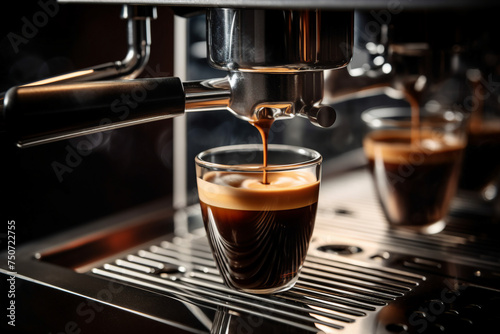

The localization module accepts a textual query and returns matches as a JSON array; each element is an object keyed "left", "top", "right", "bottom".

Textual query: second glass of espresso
[
  {"left": 195, "top": 144, "right": 322, "bottom": 294},
  {"left": 362, "top": 107, "right": 468, "bottom": 234}
]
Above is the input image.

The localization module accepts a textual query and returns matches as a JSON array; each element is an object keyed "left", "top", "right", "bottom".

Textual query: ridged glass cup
[
  {"left": 362, "top": 107, "right": 467, "bottom": 234},
  {"left": 195, "top": 144, "right": 322, "bottom": 294}
]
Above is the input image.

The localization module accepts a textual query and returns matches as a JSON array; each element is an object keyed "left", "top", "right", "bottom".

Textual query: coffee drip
[
  {"left": 250, "top": 117, "right": 274, "bottom": 185},
  {"left": 389, "top": 43, "right": 432, "bottom": 147}
]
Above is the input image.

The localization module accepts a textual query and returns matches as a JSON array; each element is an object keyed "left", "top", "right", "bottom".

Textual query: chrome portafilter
[{"left": 207, "top": 8, "right": 353, "bottom": 127}]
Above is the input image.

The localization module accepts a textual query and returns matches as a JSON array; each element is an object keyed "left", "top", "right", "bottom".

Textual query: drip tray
[
  {"left": 88, "top": 231, "right": 500, "bottom": 334},
  {"left": 2, "top": 170, "right": 500, "bottom": 333},
  {"left": 35, "top": 211, "right": 174, "bottom": 272}
]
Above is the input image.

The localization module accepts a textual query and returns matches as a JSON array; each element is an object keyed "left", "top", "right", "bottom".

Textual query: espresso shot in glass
[
  {"left": 195, "top": 144, "right": 322, "bottom": 294},
  {"left": 362, "top": 107, "right": 467, "bottom": 234}
]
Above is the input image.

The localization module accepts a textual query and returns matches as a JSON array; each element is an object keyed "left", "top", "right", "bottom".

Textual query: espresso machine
[{"left": 2, "top": 1, "right": 500, "bottom": 333}]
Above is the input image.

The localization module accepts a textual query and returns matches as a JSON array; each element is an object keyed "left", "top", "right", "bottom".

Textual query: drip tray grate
[{"left": 90, "top": 235, "right": 424, "bottom": 333}]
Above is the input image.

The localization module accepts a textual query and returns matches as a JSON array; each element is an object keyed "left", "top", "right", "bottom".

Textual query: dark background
[{"left": 0, "top": 1, "right": 176, "bottom": 248}]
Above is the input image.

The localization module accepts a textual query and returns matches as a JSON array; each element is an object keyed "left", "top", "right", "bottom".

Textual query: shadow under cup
[
  {"left": 195, "top": 144, "right": 322, "bottom": 294},
  {"left": 362, "top": 108, "right": 467, "bottom": 234}
]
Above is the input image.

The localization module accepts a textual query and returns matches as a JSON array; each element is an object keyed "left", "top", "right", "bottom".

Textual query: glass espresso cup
[
  {"left": 195, "top": 144, "right": 322, "bottom": 294},
  {"left": 362, "top": 107, "right": 467, "bottom": 234}
]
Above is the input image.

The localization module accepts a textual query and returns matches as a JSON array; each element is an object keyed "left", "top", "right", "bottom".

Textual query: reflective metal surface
[
  {"left": 226, "top": 71, "right": 335, "bottom": 125},
  {"left": 207, "top": 9, "right": 352, "bottom": 72},
  {"left": 58, "top": 0, "right": 500, "bottom": 10}
]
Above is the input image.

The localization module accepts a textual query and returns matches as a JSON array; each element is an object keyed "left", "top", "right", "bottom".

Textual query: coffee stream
[
  {"left": 399, "top": 74, "right": 425, "bottom": 146},
  {"left": 251, "top": 118, "right": 274, "bottom": 184},
  {"left": 406, "top": 93, "right": 421, "bottom": 147}
]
